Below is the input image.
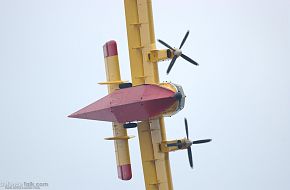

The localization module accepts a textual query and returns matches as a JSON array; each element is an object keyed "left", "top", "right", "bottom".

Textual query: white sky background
[{"left": 0, "top": 0, "right": 290, "bottom": 189}]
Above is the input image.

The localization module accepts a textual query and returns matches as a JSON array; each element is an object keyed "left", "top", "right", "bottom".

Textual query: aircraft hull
[{"left": 69, "top": 84, "right": 177, "bottom": 123}]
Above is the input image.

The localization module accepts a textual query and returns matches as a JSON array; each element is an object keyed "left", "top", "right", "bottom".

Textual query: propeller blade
[
  {"left": 185, "top": 118, "right": 189, "bottom": 139},
  {"left": 158, "top": 39, "right": 174, "bottom": 50},
  {"left": 187, "top": 147, "right": 193, "bottom": 169},
  {"left": 167, "top": 55, "right": 178, "bottom": 74},
  {"left": 192, "top": 139, "right": 212, "bottom": 144},
  {"left": 181, "top": 54, "right": 199, "bottom": 66},
  {"left": 179, "top": 30, "right": 190, "bottom": 49}
]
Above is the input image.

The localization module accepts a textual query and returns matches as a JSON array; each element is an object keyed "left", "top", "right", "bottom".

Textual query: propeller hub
[
  {"left": 174, "top": 49, "right": 182, "bottom": 57},
  {"left": 185, "top": 140, "right": 193, "bottom": 148}
]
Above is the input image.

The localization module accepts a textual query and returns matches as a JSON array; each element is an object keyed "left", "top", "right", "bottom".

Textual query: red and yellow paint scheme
[
  {"left": 69, "top": 40, "right": 183, "bottom": 183},
  {"left": 69, "top": 80, "right": 185, "bottom": 123},
  {"left": 69, "top": 0, "right": 210, "bottom": 189},
  {"left": 69, "top": 0, "right": 178, "bottom": 188}
]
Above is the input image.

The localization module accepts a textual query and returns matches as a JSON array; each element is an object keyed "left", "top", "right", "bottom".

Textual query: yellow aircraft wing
[{"left": 124, "top": 0, "right": 173, "bottom": 189}]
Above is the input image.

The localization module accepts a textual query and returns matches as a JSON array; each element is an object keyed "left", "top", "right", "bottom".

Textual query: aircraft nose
[{"left": 173, "top": 92, "right": 183, "bottom": 101}]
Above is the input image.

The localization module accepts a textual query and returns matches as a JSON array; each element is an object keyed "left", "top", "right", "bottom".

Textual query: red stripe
[
  {"left": 103, "top": 40, "right": 118, "bottom": 58},
  {"left": 117, "top": 164, "right": 132, "bottom": 180}
]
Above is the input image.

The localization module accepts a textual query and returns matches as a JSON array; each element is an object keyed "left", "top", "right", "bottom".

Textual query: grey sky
[{"left": 0, "top": 0, "right": 290, "bottom": 189}]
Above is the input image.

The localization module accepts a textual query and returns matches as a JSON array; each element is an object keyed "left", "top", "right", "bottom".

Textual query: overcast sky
[{"left": 0, "top": 0, "right": 290, "bottom": 190}]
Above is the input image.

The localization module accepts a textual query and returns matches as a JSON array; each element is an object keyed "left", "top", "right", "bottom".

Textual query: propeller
[
  {"left": 167, "top": 118, "right": 212, "bottom": 169},
  {"left": 157, "top": 30, "right": 199, "bottom": 74},
  {"left": 185, "top": 118, "right": 211, "bottom": 168}
]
